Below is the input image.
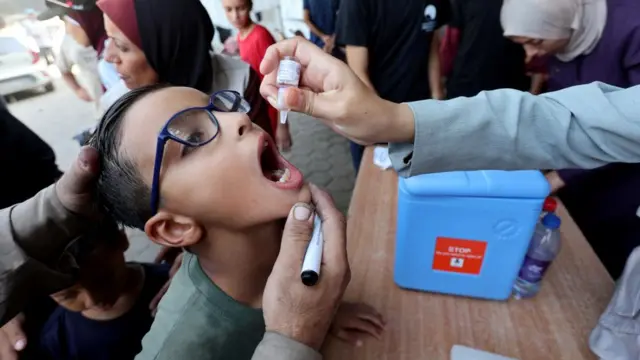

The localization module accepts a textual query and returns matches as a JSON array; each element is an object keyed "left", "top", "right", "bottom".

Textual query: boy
[
  {"left": 90, "top": 85, "right": 385, "bottom": 360},
  {"left": 222, "top": 0, "right": 292, "bottom": 151},
  {"left": 38, "top": 220, "right": 169, "bottom": 359}
]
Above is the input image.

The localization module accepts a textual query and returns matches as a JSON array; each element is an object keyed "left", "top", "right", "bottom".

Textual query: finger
[
  {"left": 279, "top": 87, "right": 336, "bottom": 120},
  {"left": 334, "top": 329, "right": 364, "bottom": 347},
  {"left": 170, "top": 252, "right": 184, "bottom": 277},
  {"left": 273, "top": 196, "right": 315, "bottom": 272},
  {"left": 357, "top": 310, "right": 386, "bottom": 331},
  {"left": 56, "top": 146, "right": 99, "bottom": 201},
  {"left": 4, "top": 315, "right": 26, "bottom": 351},
  {"left": 344, "top": 319, "right": 383, "bottom": 340},
  {"left": 260, "top": 37, "right": 317, "bottom": 76},
  {"left": 154, "top": 247, "right": 170, "bottom": 263},
  {"left": 149, "top": 280, "right": 170, "bottom": 312},
  {"left": 310, "top": 184, "right": 348, "bottom": 274},
  {"left": 0, "top": 333, "right": 17, "bottom": 360}
]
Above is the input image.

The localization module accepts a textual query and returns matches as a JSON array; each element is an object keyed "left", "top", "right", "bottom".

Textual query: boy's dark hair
[{"left": 89, "top": 83, "right": 170, "bottom": 230}]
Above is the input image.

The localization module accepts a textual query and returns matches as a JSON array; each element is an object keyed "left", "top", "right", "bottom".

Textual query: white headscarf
[{"left": 501, "top": 0, "right": 607, "bottom": 62}]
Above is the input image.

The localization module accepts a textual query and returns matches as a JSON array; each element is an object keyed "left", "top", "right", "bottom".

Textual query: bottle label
[
  {"left": 277, "top": 59, "right": 301, "bottom": 86},
  {"left": 518, "top": 256, "right": 552, "bottom": 283}
]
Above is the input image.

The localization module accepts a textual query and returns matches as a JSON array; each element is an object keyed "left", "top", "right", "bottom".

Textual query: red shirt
[{"left": 238, "top": 25, "right": 278, "bottom": 132}]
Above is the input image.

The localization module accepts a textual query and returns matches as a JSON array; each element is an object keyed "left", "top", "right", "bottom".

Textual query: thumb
[
  {"left": 276, "top": 203, "right": 315, "bottom": 268},
  {"left": 55, "top": 146, "right": 99, "bottom": 212},
  {"left": 4, "top": 316, "right": 26, "bottom": 351},
  {"left": 282, "top": 87, "right": 335, "bottom": 121}
]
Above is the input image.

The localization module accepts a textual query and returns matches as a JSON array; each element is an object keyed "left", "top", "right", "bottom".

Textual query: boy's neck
[
  {"left": 81, "top": 264, "right": 145, "bottom": 321},
  {"left": 238, "top": 22, "right": 256, "bottom": 40},
  {"left": 195, "top": 220, "right": 283, "bottom": 308}
]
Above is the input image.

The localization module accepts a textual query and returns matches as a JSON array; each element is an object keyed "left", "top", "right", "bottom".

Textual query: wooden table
[{"left": 323, "top": 147, "right": 615, "bottom": 360}]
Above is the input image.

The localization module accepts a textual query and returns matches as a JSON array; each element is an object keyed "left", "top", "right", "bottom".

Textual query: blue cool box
[{"left": 395, "top": 170, "right": 550, "bottom": 300}]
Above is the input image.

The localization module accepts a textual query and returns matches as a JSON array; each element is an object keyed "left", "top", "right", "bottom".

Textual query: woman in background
[
  {"left": 96, "top": 0, "right": 273, "bottom": 136},
  {"left": 502, "top": 0, "right": 640, "bottom": 278}
]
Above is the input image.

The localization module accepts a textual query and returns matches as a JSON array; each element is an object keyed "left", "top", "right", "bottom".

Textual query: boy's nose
[{"left": 229, "top": 113, "right": 253, "bottom": 138}]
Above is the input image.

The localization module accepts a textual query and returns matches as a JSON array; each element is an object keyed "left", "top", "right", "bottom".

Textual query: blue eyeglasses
[{"left": 149, "top": 90, "right": 251, "bottom": 214}]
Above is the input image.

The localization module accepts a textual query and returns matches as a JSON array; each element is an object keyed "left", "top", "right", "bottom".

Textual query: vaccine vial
[{"left": 276, "top": 56, "right": 301, "bottom": 124}]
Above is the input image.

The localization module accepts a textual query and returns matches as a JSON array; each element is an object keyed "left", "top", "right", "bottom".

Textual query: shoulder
[
  {"left": 254, "top": 25, "right": 276, "bottom": 42},
  {"left": 136, "top": 264, "right": 202, "bottom": 360},
  {"left": 210, "top": 54, "right": 250, "bottom": 93}
]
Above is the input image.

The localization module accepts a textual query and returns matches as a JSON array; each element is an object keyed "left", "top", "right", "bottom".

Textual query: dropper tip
[{"left": 279, "top": 111, "right": 289, "bottom": 124}]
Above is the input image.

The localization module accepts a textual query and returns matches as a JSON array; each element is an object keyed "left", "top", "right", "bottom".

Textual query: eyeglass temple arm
[{"left": 150, "top": 138, "right": 167, "bottom": 214}]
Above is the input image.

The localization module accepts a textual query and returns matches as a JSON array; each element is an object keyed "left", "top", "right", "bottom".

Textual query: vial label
[
  {"left": 277, "top": 59, "right": 301, "bottom": 86},
  {"left": 518, "top": 256, "right": 551, "bottom": 283}
]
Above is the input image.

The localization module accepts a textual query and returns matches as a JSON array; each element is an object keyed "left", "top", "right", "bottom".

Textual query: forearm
[
  {"left": 61, "top": 72, "right": 82, "bottom": 92},
  {"left": 529, "top": 73, "right": 547, "bottom": 95},
  {"left": 0, "top": 185, "right": 81, "bottom": 325},
  {"left": 389, "top": 82, "right": 640, "bottom": 177},
  {"left": 428, "top": 36, "right": 443, "bottom": 99},
  {"left": 252, "top": 332, "right": 322, "bottom": 360},
  {"left": 303, "top": 16, "right": 328, "bottom": 39}
]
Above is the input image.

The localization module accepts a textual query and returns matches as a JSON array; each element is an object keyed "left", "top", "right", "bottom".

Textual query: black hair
[
  {"left": 89, "top": 83, "right": 170, "bottom": 230},
  {"left": 60, "top": 217, "right": 129, "bottom": 306}
]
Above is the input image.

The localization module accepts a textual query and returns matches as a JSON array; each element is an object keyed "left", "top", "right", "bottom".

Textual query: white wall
[{"left": 200, "top": 0, "right": 309, "bottom": 43}]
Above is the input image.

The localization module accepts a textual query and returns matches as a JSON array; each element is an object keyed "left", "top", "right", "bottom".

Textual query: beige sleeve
[
  {"left": 0, "top": 184, "right": 85, "bottom": 325},
  {"left": 252, "top": 332, "right": 322, "bottom": 360}
]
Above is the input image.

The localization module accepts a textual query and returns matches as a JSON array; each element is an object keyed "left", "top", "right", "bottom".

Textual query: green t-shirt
[{"left": 135, "top": 253, "right": 265, "bottom": 360}]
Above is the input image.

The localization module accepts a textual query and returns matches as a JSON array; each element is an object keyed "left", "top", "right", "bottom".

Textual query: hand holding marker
[
  {"left": 301, "top": 215, "right": 324, "bottom": 286},
  {"left": 276, "top": 56, "right": 301, "bottom": 124}
]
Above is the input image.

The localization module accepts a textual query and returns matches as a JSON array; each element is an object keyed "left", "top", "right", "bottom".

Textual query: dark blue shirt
[
  {"left": 38, "top": 263, "right": 169, "bottom": 360},
  {"left": 303, "top": 0, "right": 339, "bottom": 48}
]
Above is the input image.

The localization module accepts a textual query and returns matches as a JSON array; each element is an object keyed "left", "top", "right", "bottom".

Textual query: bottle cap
[
  {"left": 543, "top": 197, "right": 557, "bottom": 212},
  {"left": 542, "top": 213, "right": 561, "bottom": 229}
]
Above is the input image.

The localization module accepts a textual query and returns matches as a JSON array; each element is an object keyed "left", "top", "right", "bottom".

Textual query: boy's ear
[{"left": 144, "top": 212, "right": 203, "bottom": 248}]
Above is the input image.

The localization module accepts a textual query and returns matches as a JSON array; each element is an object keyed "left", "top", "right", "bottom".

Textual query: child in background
[
  {"left": 222, "top": 0, "right": 292, "bottom": 151},
  {"left": 38, "top": 220, "right": 169, "bottom": 360},
  {"left": 91, "top": 85, "right": 384, "bottom": 360}
]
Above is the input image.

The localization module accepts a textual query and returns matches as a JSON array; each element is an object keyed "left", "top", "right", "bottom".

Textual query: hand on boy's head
[
  {"left": 262, "top": 184, "right": 349, "bottom": 350},
  {"left": 330, "top": 302, "right": 385, "bottom": 347},
  {"left": 0, "top": 313, "right": 26, "bottom": 359},
  {"left": 56, "top": 146, "right": 100, "bottom": 215}
]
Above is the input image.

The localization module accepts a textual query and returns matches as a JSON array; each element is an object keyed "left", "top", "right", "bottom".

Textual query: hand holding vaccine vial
[{"left": 276, "top": 56, "right": 301, "bottom": 124}]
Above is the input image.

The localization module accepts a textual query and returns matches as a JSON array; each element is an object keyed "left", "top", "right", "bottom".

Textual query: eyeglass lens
[
  {"left": 212, "top": 91, "right": 251, "bottom": 113},
  {"left": 167, "top": 109, "right": 218, "bottom": 146}
]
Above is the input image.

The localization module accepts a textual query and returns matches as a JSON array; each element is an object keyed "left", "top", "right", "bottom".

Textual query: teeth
[
  {"left": 264, "top": 141, "right": 268, "bottom": 148},
  {"left": 279, "top": 168, "right": 291, "bottom": 183},
  {"left": 272, "top": 168, "right": 291, "bottom": 183}
]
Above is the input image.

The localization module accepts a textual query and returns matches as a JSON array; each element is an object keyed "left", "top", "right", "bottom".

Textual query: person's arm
[
  {"left": 303, "top": 9, "right": 328, "bottom": 41},
  {"left": 428, "top": 35, "right": 444, "bottom": 100},
  {"left": 0, "top": 148, "right": 99, "bottom": 325},
  {"left": 345, "top": 46, "right": 375, "bottom": 91},
  {"left": 253, "top": 185, "right": 349, "bottom": 360},
  {"left": 389, "top": 82, "right": 640, "bottom": 177},
  {"left": 57, "top": 39, "right": 92, "bottom": 102}
]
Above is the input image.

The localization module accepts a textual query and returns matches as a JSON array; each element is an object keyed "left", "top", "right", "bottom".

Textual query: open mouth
[{"left": 258, "top": 134, "right": 303, "bottom": 189}]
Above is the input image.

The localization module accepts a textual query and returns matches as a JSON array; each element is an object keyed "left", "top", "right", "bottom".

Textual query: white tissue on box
[
  {"left": 451, "top": 345, "right": 519, "bottom": 360},
  {"left": 373, "top": 146, "right": 392, "bottom": 170}
]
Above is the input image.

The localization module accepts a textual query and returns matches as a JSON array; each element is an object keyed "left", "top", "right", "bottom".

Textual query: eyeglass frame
[{"left": 149, "top": 90, "right": 248, "bottom": 215}]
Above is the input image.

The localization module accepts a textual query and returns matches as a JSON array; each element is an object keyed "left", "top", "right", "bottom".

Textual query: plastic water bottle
[
  {"left": 540, "top": 197, "right": 557, "bottom": 218},
  {"left": 513, "top": 213, "right": 562, "bottom": 299},
  {"left": 276, "top": 56, "right": 301, "bottom": 124}
]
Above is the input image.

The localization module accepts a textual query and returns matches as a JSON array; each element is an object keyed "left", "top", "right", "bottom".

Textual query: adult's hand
[
  {"left": 0, "top": 314, "right": 26, "bottom": 360},
  {"left": 262, "top": 184, "right": 350, "bottom": 350},
  {"left": 260, "top": 37, "right": 415, "bottom": 145},
  {"left": 55, "top": 146, "right": 100, "bottom": 215}
]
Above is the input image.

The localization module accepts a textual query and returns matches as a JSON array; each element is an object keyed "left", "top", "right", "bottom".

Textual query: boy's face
[
  {"left": 222, "top": 0, "right": 251, "bottom": 30},
  {"left": 120, "top": 87, "right": 305, "bottom": 241},
  {"left": 50, "top": 237, "right": 128, "bottom": 312}
]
